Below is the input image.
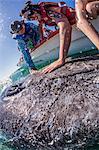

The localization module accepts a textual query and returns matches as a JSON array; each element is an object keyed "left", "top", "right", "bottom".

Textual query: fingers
[
  {"left": 42, "top": 67, "right": 51, "bottom": 74},
  {"left": 41, "top": 59, "right": 64, "bottom": 74},
  {"left": 42, "top": 66, "right": 55, "bottom": 74}
]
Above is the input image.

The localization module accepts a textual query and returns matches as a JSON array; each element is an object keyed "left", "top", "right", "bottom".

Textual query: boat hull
[{"left": 20, "top": 17, "right": 99, "bottom": 68}]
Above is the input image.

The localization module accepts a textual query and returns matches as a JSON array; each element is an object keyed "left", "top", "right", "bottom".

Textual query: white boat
[{"left": 18, "top": 17, "right": 99, "bottom": 68}]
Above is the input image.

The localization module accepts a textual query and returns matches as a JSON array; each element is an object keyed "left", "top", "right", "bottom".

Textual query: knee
[
  {"left": 86, "top": 3, "right": 94, "bottom": 14},
  {"left": 86, "top": 3, "right": 98, "bottom": 19}
]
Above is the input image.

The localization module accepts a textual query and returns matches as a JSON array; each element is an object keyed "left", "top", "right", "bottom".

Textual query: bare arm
[{"left": 42, "top": 18, "right": 72, "bottom": 74}]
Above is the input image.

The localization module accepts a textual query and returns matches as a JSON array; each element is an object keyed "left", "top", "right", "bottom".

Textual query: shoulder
[
  {"left": 25, "top": 22, "right": 38, "bottom": 29},
  {"left": 12, "top": 34, "right": 23, "bottom": 40}
]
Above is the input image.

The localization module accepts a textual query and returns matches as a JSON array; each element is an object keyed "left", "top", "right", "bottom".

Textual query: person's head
[
  {"left": 20, "top": 2, "right": 41, "bottom": 21},
  {"left": 10, "top": 20, "right": 25, "bottom": 35}
]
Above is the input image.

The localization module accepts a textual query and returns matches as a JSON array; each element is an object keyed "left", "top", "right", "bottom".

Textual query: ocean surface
[{"left": 0, "top": 131, "right": 99, "bottom": 150}]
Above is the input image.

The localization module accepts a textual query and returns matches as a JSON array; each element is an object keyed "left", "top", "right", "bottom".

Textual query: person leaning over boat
[
  {"left": 10, "top": 20, "right": 40, "bottom": 74},
  {"left": 20, "top": 1, "right": 99, "bottom": 73},
  {"left": 75, "top": 0, "right": 99, "bottom": 50},
  {"left": 20, "top": 1, "right": 74, "bottom": 73}
]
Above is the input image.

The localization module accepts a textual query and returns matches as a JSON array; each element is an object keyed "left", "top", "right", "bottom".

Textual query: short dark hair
[{"left": 10, "top": 20, "right": 24, "bottom": 34}]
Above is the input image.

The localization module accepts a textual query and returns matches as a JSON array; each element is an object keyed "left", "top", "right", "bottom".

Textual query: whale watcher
[{"left": 10, "top": 20, "right": 40, "bottom": 74}]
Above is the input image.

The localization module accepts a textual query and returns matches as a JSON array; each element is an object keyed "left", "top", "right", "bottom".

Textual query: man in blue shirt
[{"left": 10, "top": 20, "right": 40, "bottom": 74}]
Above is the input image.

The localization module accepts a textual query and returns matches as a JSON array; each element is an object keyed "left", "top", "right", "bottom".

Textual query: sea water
[
  {"left": 0, "top": 131, "right": 14, "bottom": 150},
  {"left": 0, "top": 132, "right": 99, "bottom": 150}
]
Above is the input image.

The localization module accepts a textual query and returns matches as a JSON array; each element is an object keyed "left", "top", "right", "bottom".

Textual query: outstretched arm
[
  {"left": 17, "top": 39, "right": 37, "bottom": 70},
  {"left": 42, "top": 17, "right": 72, "bottom": 73}
]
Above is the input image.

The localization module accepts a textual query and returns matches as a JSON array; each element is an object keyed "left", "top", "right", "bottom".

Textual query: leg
[
  {"left": 86, "top": 1, "right": 99, "bottom": 19},
  {"left": 75, "top": 0, "right": 99, "bottom": 49}
]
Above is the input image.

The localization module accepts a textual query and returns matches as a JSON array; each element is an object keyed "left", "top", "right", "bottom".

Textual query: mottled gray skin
[{"left": 0, "top": 55, "right": 99, "bottom": 150}]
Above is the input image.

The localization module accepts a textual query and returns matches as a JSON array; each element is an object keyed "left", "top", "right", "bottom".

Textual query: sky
[{"left": 0, "top": 0, "right": 74, "bottom": 81}]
